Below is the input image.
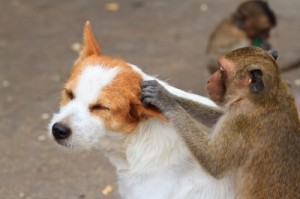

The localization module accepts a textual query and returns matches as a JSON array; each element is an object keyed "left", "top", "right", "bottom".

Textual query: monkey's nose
[{"left": 52, "top": 123, "right": 72, "bottom": 139}]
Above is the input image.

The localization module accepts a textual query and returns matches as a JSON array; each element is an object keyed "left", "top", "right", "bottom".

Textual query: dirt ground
[{"left": 0, "top": 0, "right": 299, "bottom": 198}]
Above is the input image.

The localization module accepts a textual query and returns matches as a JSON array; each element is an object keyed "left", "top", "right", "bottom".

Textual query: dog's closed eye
[{"left": 89, "top": 104, "right": 110, "bottom": 112}]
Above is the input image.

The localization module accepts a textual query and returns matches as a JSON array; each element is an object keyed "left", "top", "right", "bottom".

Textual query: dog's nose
[{"left": 52, "top": 123, "right": 71, "bottom": 139}]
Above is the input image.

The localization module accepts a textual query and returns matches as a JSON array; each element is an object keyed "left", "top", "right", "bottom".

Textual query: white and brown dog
[{"left": 49, "top": 22, "right": 234, "bottom": 199}]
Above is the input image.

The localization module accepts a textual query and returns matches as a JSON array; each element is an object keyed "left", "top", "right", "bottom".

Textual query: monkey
[
  {"left": 141, "top": 47, "right": 300, "bottom": 199},
  {"left": 206, "top": 0, "right": 277, "bottom": 74}
]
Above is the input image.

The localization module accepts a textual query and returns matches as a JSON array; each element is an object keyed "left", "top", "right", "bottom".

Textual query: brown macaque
[
  {"left": 206, "top": 0, "right": 277, "bottom": 74},
  {"left": 141, "top": 47, "right": 300, "bottom": 199}
]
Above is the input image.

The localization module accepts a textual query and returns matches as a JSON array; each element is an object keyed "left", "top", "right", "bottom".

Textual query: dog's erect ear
[{"left": 80, "top": 21, "right": 101, "bottom": 58}]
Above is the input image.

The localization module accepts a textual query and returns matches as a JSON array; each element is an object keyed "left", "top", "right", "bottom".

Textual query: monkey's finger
[
  {"left": 141, "top": 97, "right": 156, "bottom": 108},
  {"left": 142, "top": 86, "right": 159, "bottom": 93},
  {"left": 141, "top": 90, "right": 160, "bottom": 102},
  {"left": 141, "top": 80, "right": 159, "bottom": 88},
  {"left": 142, "top": 101, "right": 149, "bottom": 108},
  {"left": 140, "top": 92, "right": 155, "bottom": 102},
  {"left": 140, "top": 91, "right": 150, "bottom": 101}
]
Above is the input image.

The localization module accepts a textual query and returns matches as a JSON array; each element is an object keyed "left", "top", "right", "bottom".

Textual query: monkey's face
[
  {"left": 236, "top": 1, "right": 276, "bottom": 41},
  {"left": 206, "top": 57, "right": 232, "bottom": 104},
  {"left": 206, "top": 56, "right": 267, "bottom": 106},
  {"left": 206, "top": 47, "right": 279, "bottom": 107},
  {"left": 244, "top": 15, "right": 273, "bottom": 40}
]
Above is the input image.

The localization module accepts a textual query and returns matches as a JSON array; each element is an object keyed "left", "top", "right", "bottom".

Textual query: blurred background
[{"left": 0, "top": 0, "right": 299, "bottom": 198}]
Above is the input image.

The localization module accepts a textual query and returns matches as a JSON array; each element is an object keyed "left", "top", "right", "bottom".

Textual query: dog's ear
[
  {"left": 140, "top": 105, "right": 167, "bottom": 122},
  {"left": 129, "top": 102, "right": 167, "bottom": 122},
  {"left": 80, "top": 21, "right": 101, "bottom": 59}
]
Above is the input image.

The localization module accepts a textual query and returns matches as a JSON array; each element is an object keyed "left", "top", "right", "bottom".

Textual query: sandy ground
[{"left": 0, "top": 0, "right": 299, "bottom": 198}]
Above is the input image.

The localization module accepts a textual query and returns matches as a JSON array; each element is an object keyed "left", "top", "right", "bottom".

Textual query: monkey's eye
[
  {"left": 89, "top": 104, "right": 110, "bottom": 112},
  {"left": 65, "top": 89, "right": 75, "bottom": 100}
]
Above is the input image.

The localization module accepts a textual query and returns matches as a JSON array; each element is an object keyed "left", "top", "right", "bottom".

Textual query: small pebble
[
  {"left": 71, "top": 42, "right": 82, "bottom": 53},
  {"left": 2, "top": 80, "right": 9, "bottom": 87},
  {"left": 52, "top": 75, "right": 61, "bottom": 82},
  {"left": 200, "top": 3, "right": 208, "bottom": 12},
  {"left": 79, "top": 194, "right": 86, "bottom": 198},
  {"left": 6, "top": 96, "right": 14, "bottom": 103},
  {"left": 105, "top": 2, "right": 120, "bottom": 12},
  {"left": 37, "top": 135, "right": 46, "bottom": 141},
  {"left": 294, "top": 79, "right": 300, "bottom": 87},
  {"left": 19, "top": 192, "right": 25, "bottom": 198},
  {"left": 102, "top": 185, "right": 113, "bottom": 196},
  {"left": 41, "top": 113, "right": 50, "bottom": 120}
]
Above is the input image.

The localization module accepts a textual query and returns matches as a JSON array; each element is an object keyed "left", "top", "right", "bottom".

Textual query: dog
[{"left": 48, "top": 21, "right": 234, "bottom": 199}]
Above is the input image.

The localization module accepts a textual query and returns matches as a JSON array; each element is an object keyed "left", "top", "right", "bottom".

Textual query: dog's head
[{"left": 49, "top": 22, "right": 164, "bottom": 149}]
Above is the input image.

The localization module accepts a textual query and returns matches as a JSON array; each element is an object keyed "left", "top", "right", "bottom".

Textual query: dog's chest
[
  {"left": 117, "top": 165, "right": 233, "bottom": 199},
  {"left": 108, "top": 119, "right": 235, "bottom": 199},
  {"left": 117, "top": 167, "right": 199, "bottom": 199}
]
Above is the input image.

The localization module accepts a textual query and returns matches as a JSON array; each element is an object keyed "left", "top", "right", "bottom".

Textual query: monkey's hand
[{"left": 141, "top": 80, "right": 179, "bottom": 115}]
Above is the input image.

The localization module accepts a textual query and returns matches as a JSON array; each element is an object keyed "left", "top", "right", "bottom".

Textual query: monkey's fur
[
  {"left": 141, "top": 47, "right": 300, "bottom": 199},
  {"left": 174, "top": 96, "right": 223, "bottom": 128},
  {"left": 206, "top": 0, "right": 276, "bottom": 74}
]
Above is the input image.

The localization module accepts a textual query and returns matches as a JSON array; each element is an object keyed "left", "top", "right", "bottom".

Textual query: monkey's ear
[
  {"left": 268, "top": 50, "right": 278, "bottom": 60},
  {"left": 249, "top": 69, "right": 264, "bottom": 93}
]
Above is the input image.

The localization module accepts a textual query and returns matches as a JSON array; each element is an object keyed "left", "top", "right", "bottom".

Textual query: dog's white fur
[{"left": 49, "top": 63, "right": 234, "bottom": 199}]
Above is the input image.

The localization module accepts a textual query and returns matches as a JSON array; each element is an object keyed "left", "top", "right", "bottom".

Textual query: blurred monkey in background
[{"left": 206, "top": 0, "right": 276, "bottom": 74}]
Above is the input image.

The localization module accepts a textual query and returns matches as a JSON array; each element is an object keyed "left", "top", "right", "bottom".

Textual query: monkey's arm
[
  {"left": 173, "top": 96, "right": 223, "bottom": 128},
  {"left": 141, "top": 80, "right": 247, "bottom": 177}
]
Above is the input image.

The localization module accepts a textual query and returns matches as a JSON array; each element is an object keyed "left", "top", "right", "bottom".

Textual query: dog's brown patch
[{"left": 60, "top": 21, "right": 165, "bottom": 133}]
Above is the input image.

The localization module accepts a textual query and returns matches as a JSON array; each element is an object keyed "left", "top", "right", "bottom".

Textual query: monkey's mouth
[{"left": 208, "top": 92, "right": 224, "bottom": 103}]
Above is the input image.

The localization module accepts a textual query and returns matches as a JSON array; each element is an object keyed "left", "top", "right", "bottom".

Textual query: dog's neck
[{"left": 101, "top": 118, "right": 194, "bottom": 174}]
